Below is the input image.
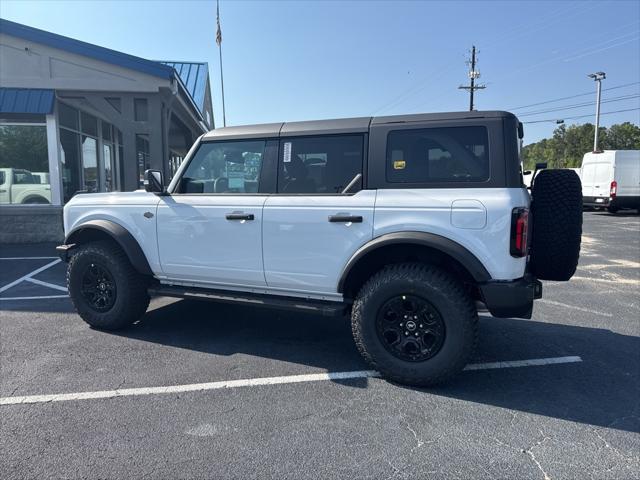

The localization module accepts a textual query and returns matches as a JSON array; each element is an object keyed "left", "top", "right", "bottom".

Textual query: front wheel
[
  {"left": 67, "top": 241, "right": 150, "bottom": 330},
  {"left": 351, "top": 263, "right": 478, "bottom": 386}
]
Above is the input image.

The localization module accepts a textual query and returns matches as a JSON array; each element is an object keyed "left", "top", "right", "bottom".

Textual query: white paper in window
[{"left": 283, "top": 142, "right": 292, "bottom": 163}]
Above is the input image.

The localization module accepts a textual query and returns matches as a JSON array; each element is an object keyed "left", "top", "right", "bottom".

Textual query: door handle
[
  {"left": 329, "top": 215, "right": 363, "bottom": 223},
  {"left": 226, "top": 213, "right": 254, "bottom": 221}
]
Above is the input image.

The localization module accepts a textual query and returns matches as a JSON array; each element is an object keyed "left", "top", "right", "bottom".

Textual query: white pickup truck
[
  {"left": 57, "top": 111, "right": 583, "bottom": 386},
  {"left": 0, "top": 168, "right": 51, "bottom": 204}
]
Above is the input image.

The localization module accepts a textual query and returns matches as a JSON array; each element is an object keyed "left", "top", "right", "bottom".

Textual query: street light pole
[{"left": 588, "top": 71, "right": 606, "bottom": 152}]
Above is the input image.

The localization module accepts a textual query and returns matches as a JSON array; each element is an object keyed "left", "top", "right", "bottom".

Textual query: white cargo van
[{"left": 580, "top": 150, "right": 640, "bottom": 213}]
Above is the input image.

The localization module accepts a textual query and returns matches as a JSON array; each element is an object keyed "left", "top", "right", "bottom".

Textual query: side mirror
[
  {"left": 144, "top": 169, "right": 166, "bottom": 195},
  {"left": 535, "top": 162, "right": 548, "bottom": 170}
]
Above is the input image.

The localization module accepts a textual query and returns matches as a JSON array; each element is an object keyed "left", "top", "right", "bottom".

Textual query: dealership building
[{"left": 0, "top": 19, "right": 214, "bottom": 242}]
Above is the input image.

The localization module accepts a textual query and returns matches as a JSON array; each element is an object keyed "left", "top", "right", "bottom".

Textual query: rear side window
[
  {"left": 277, "top": 135, "right": 363, "bottom": 194},
  {"left": 386, "top": 126, "right": 489, "bottom": 183}
]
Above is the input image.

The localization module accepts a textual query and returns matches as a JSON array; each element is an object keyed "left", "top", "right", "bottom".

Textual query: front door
[
  {"left": 262, "top": 134, "right": 375, "bottom": 295},
  {"left": 157, "top": 139, "right": 274, "bottom": 287}
]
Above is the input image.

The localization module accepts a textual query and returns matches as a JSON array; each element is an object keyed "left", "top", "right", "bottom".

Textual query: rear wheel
[
  {"left": 351, "top": 263, "right": 477, "bottom": 386},
  {"left": 607, "top": 206, "right": 619, "bottom": 214},
  {"left": 67, "top": 241, "right": 150, "bottom": 330}
]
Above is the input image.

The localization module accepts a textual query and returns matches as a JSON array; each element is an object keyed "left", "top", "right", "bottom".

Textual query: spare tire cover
[{"left": 529, "top": 169, "right": 583, "bottom": 281}]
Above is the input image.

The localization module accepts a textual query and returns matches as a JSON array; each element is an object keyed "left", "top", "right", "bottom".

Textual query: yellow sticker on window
[{"left": 393, "top": 160, "right": 406, "bottom": 170}]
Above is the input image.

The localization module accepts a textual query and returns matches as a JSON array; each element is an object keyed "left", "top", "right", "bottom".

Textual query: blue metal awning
[{"left": 0, "top": 88, "right": 55, "bottom": 114}]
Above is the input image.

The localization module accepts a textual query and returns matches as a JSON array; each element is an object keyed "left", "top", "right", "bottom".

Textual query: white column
[{"left": 45, "top": 111, "right": 63, "bottom": 206}]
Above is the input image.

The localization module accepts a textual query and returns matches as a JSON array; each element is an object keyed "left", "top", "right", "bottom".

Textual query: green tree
[
  {"left": 522, "top": 121, "right": 638, "bottom": 170},
  {"left": 603, "top": 122, "right": 640, "bottom": 150},
  {"left": 0, "top": 125, "right": 48, "bottom": 172}
]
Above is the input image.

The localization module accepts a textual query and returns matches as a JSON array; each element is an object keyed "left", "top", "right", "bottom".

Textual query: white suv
[{"left": 57, "top": 111, "right": 583, "bottom": 386}]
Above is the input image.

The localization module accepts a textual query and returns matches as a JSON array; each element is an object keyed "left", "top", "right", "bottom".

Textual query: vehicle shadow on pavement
[{"left": 110, "top": 298, "right": 640, "bottom": 432}]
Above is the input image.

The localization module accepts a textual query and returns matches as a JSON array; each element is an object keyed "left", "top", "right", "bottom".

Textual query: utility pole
[
  {"left": 216, "top": 0, "right": 226, "bottom": 127},
  {"left": 588, "top": 71, "right": 606, "bottom": 152},
  {"left": 458, "top": 46, "right": 485, "bottom": 111}
]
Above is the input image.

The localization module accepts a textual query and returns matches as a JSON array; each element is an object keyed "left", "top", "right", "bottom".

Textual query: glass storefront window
[
  {"left": 103, "top": 143, "right": 114, "bottom": 192},
  {"left": 60, "top": 128, "right": 81, "bottom": 202},
  {"left": 59, "top": 103, "right": 79, "bottom": 130},
  {"left": 0, "top": 123, "right": 51, "bottom": 205},
  {"left": 81, "top": 112, "right": 98, "bottom": 137},
  {"left": 58, "top": 103, "right": 121, "bottom": 199},
  {"left": 136, "top": 134, "right": 150, "bottom": 188},
  {"left": 82, "top": 136, "right": 98, "bottom": 193}
]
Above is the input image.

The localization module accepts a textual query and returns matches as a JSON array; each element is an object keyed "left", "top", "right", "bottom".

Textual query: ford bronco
[{"left": 57, "top": 111, "right": 583, "bottom": 386}]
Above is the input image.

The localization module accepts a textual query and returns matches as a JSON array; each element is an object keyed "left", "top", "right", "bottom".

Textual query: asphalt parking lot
[{"left": 1, "top": 211, "right": 639, "bottom": 479}]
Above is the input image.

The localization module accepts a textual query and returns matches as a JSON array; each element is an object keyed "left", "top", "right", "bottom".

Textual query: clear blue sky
[{"left": 2, "top": 0, "right": 639, "bottom": 143}]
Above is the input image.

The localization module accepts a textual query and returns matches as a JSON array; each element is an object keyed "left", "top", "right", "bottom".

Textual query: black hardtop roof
[{"left": 201, "top": 111, "right": 516, "bottom": 141}]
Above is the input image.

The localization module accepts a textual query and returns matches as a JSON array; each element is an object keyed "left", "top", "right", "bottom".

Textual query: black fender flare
[
  {"left": 337, "top": 231, "right": 491, "bottom": 293},
  {"left": 62, "top": 219, "right": 153, "bottom": 276}
]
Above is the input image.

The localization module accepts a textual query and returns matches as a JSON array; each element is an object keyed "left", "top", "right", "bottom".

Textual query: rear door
[
  {"left": 593, "top": 162, "right": 613, "bottom": 200},
  {"left": 262, "top": 134, "right": 375, "bottom": 295},
  {"left": 581, "top": 163, "right": 597, "bottom": 197},
  {"left": 157, "top": 139, "right": 277, "bottom": 287}
]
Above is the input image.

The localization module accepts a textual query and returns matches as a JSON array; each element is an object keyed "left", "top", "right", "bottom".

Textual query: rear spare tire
[{"left": 529, "top": 169, "right": 582, "bottom": 281}]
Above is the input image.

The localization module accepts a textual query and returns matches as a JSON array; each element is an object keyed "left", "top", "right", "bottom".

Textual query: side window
[
  {"left": 179, "top": 140, "right": 265, "bottom": 194},
  {"left": 386, "top": 126, "right": 489, "bottom": 183},
  {"left": 278, "top": 135, "right": 363, "bottom": 194},
  {"left": 0, "top": 171, "right": 5, "bottom": 185}
]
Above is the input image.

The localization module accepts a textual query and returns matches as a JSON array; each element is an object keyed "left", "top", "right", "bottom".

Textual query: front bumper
[{"left": 478, "top": 275, "right": 542, "bottom": 319}]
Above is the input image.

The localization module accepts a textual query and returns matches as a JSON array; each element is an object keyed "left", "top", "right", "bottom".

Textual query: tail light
[
  {"left": 610, "top": 180, "right": 617, "bottom": 198},
  {"left": 510, "top": 207, "right": 529, "bottom": 257}
]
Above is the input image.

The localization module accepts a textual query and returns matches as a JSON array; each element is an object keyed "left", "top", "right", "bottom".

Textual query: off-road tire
[
  {"left": 67, "top": 241, "right": 150, "bottom": 330},
  {"left": 351, "top": 263, "right": 478, "bottom": 386},
  {"left": 529, "top": 169, "right": 582, "bottom": 281}
]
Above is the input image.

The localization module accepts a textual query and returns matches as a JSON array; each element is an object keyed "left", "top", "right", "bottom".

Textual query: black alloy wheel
[
  {"left": 80, "top": 262, "right": 117, "bottom": 312},
  {"left": 375, "top": 294, "right": 446, "bottom": 362}
]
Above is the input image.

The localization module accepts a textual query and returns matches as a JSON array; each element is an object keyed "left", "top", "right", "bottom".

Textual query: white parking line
[
  {"left": 24, "top": 277, "right": 68, "bottom": 292},
  {"left": 539, "top": 299, "right": 613, "bottom": 317},
  {"left": 0, "top": 259, "right": 61, "bottom": 294},
  {"left": 0, "top": 256, "right": 58, "bottom": 260},
  {"left": 0, "top": 356, "right": 582, "bottom": 406}
]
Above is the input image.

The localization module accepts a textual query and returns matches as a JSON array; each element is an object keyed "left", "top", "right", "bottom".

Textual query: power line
[
  {"left": 521, "top": 107, "right": 640, "bottom": 124},
  {"left": 508, "top": 81, "right": 640, "bottom": 110},
  {"left": 517, "top": 94, "right": 640, "bottom": 117}
]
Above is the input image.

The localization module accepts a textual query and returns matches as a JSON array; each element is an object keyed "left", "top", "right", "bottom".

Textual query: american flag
[{"left": 216, "top": 0, "right": 222, "bottom": 46}]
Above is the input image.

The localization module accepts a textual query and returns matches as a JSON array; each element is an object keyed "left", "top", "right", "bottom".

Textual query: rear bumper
[
  {"left": 479, "top": 275, "right": 542, "bottom": 319},
  {"left": 583, "top": 196, "right": 610, "bottom": 207}
]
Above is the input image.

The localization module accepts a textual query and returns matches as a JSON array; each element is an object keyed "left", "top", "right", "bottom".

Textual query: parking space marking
[
  {"left": 0, "top": 259, "right": 61, "bottom": 294},
  {"left": 0, "top": 356, "right": 582, "bottom": 406},
  {"left": 539, "top": 299, "right": 613, "bottom": 317},
  {"left": 24, "top": 277, "right": 68, "bottom": 292},
  {"left": 0, "top": 256, "right": 58, "bottom": 261},
  {"left": 0, "top": 294, "right": 69, "bottom": 301}
]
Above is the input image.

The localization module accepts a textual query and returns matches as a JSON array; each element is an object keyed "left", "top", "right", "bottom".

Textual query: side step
[{"left": 148, "top": 284, "right": 349, "bottom": 317}]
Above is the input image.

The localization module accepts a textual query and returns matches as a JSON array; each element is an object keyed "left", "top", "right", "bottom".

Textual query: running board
[{"left": 148, "top": 285, "right": 349, "bottom": 317}]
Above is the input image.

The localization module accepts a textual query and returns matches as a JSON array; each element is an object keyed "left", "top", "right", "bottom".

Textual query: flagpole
[
  {"left": 216, "top": 0, "right": 226, "bottom": 127},
  {"left": 218, "top": 41, "right": 226, "bottom": 127}
]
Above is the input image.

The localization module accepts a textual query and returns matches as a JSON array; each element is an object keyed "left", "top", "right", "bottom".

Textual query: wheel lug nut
[
  {"left": 414, "top": 332, "right": 419, "bottom": 337},
  {"left": 405, "top": 331, "right": 409, "bottom": 336},
  {"left": 400, "top": 323, "right": 404, "bottom": 327},
  {"left": 419, "top": 324, "right": 423, "bottom": 328}
]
